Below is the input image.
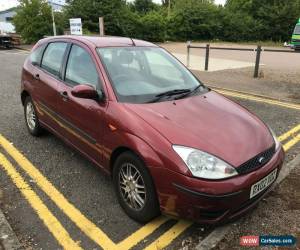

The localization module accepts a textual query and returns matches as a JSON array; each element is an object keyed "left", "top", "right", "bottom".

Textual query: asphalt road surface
[{"left": 0, "top": 48, "right": 299, "bottom": 250}]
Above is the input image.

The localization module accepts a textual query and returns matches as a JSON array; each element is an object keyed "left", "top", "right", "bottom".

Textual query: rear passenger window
[
  {"left": 30, "top": 44, "right": 46, "bottom": 66},
  {"left": 41, "top": 42, "right": 67, "bottom": 77},
  {"left": 65, "top": 45, "right": 99, "bottom": 88}
]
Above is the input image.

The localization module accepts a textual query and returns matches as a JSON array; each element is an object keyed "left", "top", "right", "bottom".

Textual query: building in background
[
  {"left": 0, "top": 7, "right": 17, "bottom": 23},
  {"left": 0, "top": 8, "right": 17, "bottom": 33},
  {"left": 0, "top": 0, "right": 66, "bottom": 22},
  {"left": 48, "top": 0, "right": 66, "bottom": 12},
  {"left": 0, "top": 1, "right": 66, "bottom": 34}
]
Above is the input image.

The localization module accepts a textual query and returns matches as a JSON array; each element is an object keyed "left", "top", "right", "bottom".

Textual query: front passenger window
[
  {"left": 41, "top": 42, "right": 67, "bottom": 77},
  {"left": 65, "top": 45, "right": 99, "bottom": 88}
]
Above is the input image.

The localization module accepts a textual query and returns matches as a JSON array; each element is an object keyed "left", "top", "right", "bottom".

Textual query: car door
[
  {"left": 30, "top": 41, "right": 69, "bottom": 131},
  {"left": 55, "top": 43, "right": 107, "bottom": 165}
]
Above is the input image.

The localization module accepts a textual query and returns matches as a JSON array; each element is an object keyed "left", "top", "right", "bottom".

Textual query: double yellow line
[
  {"left": 0, "top": 123, "right": 299, "bottom": 249},
  {"left": 0, "top": 134, "right": 186, "bottom": 249},
  {"left": 278, "top": 124, "right": 300, "bottom": 151},
  {"left": 216, "top": 89, "right": 300, "bottom": 111},
  {"left": 0, "top": 154, "right": 81, "bottom": 249}
]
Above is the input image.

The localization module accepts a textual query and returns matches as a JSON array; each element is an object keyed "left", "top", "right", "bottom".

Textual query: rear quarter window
[
  {"left": 30, "top": 44, "right": 46, "bottom": 66},
  {"left": 41, "top": 42, "right": 68, "bottom": 77}
]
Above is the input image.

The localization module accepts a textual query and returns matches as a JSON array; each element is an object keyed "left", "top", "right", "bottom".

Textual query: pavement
[
  {"left": 0, "top": 48, "right": 299, "bottom": 250},
  {"left": 194, "top": 68, "right": 300, "bottom": 105},
  {"left": 198, "top": 151, "right": 300, "bottom": 250},
  {"left": 172, "top": 53, "right": 256, "bottom": 71},
  {"left": 162, "top": 42, "right": 300, "bottom": 104},
  {"left": 0, "top": 199, "right": 22, "bottom": 250},
  {"left": 162, "top": 42, "right": 300, "bottom": 71},
  {"left": 13, "top": 44, "right": 33, "bottom": 52}
]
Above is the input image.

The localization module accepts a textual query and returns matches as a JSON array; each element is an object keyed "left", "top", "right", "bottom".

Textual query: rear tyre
[
  {"left": 113, "top": 151, "right": 160, "bottom": 223},
  {"left": 24, "top": 96, "right": 43, "bottom": 136}
]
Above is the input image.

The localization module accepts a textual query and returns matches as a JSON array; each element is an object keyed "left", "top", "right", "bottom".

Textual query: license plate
[{"left": 250, "top": 168, "right": 277, "bottom": 199}]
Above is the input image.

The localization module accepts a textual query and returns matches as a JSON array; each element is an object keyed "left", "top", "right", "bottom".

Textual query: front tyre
[
  {"left": 113, "top": 152, "right": 160, "bottom": 223},
  {"left": 24, "top": 96, "right": 43, "bottom": 136}
]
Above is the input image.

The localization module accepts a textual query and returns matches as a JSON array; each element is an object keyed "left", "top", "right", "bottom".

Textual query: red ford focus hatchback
[{"left": 21, "top": 36, "right": 285, "bottom": 224}]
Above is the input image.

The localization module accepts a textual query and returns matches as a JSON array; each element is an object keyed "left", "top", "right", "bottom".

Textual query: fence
[{"left": 186, "top": 42, "right": 299, "bottom": 78}]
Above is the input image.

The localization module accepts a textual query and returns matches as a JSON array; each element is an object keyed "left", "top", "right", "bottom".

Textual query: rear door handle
[
  {"left": 33, "top": 74, "right": 40, "bottom": 80},
  {"left": 60, "top": 91, "right": 69, "bottom": 101}
]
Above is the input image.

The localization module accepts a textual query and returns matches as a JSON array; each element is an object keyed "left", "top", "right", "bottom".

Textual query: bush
[
  {"left": 13, "top": 0, "right": 53, "bottom": 43},
  {"left": 167, "top": 0, "right": 222, "bottom": 41},
  {"left": 118, "top": 8, "right": 142, "bottom": 38},
  {"left": 139, "top": 11, "right": 166, "bottom": 42},
  {"left": 221, "top": 11, "right": 261, "bottom": 41},
  {"left": 64, "top": 0, "right": 126, "bottom": 36},
  {"left": 14, "top": 0, "right": 300, "bottom": 44}
]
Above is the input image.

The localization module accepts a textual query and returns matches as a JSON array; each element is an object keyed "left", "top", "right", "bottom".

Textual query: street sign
[{"left": 69, "top": 18, "right": 82, "bottom": 35}]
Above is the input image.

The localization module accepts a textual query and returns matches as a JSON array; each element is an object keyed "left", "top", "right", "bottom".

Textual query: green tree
[
  {"left": 167, "top": 0, "right": 222, "bottom": 40},
  {"left": 65, "top": 0, "right": 127, "bottom": 35},
  {"left": 119, "top": 7, "right": 142, "bottom": 38},
  {"left": 252, "top": 0, "right": 300, "bottom": 41},
  {"left": 221, "top": 11, "right": 260, "bottom": 41},
  {"left": 62, "top": 0, "right": 300, "bottom": 43},
  {"left": 140, "top": 11, "right": 166, "bottom": 41},
  {"left": 225, "top": 0, "right": 252, "bottom": 12},
  {"left": 223, "top": 0, "right": 300, "bottom": 41},
  {"left": 65, "top": 0, "right": 166, "bottom": 41},
  {"left": 54, "top": 11, "right": 68, "bottom": 36},
  {"left": 13, "top": 0, "right": 53, "bottom": 43},
  {"left": 132, "top": 0, "right": 157, "bottom": 14}
]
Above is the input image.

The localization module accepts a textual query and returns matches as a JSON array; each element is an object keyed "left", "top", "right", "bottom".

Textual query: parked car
[
  {"left": 21, "top": 36, "right": 285, "bottom": 223},
  {"left": 0, "top": 34, "right": 12, "bottom": 49}
]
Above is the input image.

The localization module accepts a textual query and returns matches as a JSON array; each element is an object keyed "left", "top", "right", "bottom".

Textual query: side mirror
[{"left": 71, "top": 84, "right": 102, "bottom": 100}]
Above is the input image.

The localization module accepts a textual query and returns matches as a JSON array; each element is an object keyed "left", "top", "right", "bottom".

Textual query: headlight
[
  {"left": 269, "top": 127, "right": 280, "bottom": 150},
  {"left": 172, "top": 145, "right": 238, "bottom": 180}
]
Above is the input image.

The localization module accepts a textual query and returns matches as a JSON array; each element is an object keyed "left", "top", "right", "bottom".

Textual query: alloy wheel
[
  {"left": 119, "top": 163, "right": 146, "bottom": 211},
  {"left": 26, "top": 101, "right": 36, "bottom": 131}
]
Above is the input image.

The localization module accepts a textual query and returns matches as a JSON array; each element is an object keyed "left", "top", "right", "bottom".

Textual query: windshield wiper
[
  {"left": 147, "top": 88, "right": 191, "bottom": 103},
  {"left": 174, "top": 85, "right": 202, "bottom": 100}
]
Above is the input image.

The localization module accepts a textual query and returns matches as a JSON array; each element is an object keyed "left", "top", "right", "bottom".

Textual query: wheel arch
[
  {"left": 21, "top": 90, "right": 30, "bottom": 106},
  {"left": 109, "top": 133, "right": 165, "bottom": 178},
  {"left": 109, "top": 146, "right": 133, "bottom": 174}
]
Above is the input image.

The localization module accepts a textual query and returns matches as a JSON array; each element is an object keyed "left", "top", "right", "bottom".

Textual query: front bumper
[
  {"left": 150, "top": 146, "right": 285, "bottom": 224},
  {"left": 291, "top": 41, "right": 300, "bottom": 49}
]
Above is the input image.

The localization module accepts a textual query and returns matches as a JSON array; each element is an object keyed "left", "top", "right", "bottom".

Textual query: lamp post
[{"left": 49, "top": 0, "right": 57, "bottom": 36}]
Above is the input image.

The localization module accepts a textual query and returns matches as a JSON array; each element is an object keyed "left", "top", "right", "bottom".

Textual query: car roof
[{"left": 39, "top": 35, "right": 158, "bottom": 48}]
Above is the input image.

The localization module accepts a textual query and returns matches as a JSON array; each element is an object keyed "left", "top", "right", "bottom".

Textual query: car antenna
[{"left": 130, "top": 38, "right": 136, "bottom": 46}]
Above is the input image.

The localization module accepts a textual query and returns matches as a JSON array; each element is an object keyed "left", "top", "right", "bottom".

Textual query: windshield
[
  {"left": 294, "top": 25, "right": 300, "bottom": 34},
  {"left": 97, "top": 47, "right": 206, "bottom": 103}
]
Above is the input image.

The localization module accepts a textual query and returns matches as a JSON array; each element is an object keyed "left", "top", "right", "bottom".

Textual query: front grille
[{"left": 236, "top": 145, "right": 275, "bottom": 175}]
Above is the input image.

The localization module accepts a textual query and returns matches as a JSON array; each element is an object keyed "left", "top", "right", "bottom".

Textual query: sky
[
  {"left": 0, "top": 0, "right": 19, "bottom": 11},
  {"left": 0, "top": 0, "right": 226, "bottom": 11},
  {"left": 214, "top": 0, "right": 226, "bottom": 5}
]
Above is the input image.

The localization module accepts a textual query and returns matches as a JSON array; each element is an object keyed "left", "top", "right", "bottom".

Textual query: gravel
[{"left": 212, "top": 162, "right": 300, "bottom": 250}]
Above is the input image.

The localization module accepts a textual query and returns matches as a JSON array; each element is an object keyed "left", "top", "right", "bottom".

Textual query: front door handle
[
  {"left": 33, "top": 74, "right": 40, "bottom": 80},
  {"left": 60, "top": 91, "right": 69, "bottom": 101}
]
